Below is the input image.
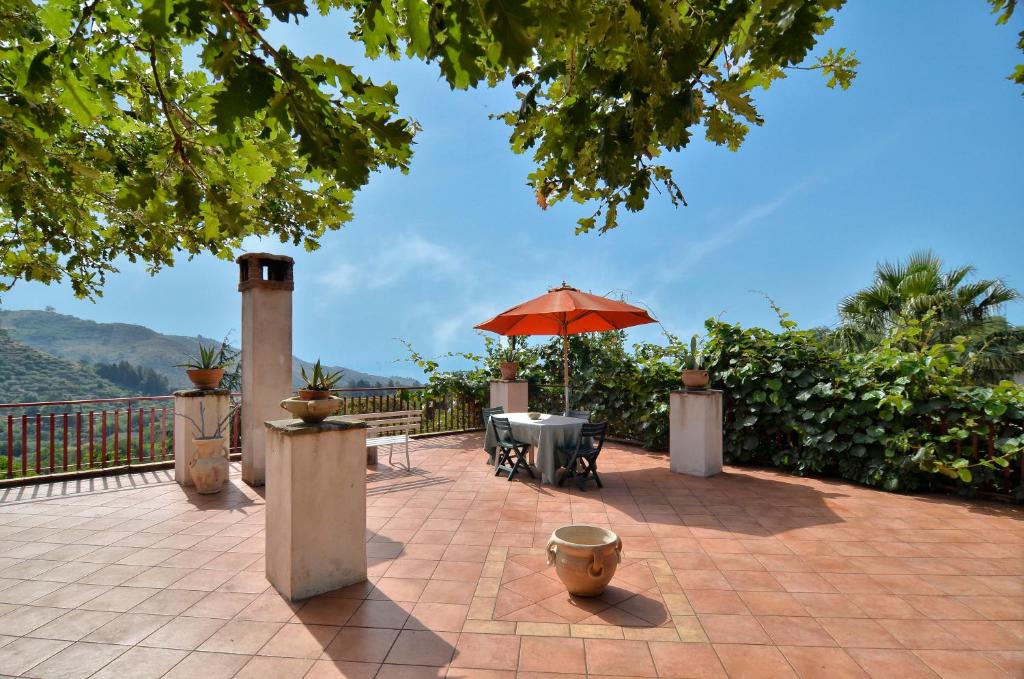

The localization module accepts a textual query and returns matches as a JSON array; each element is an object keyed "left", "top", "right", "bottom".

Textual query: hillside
[
  {"left": 0, "top": 330, "right": 127, "bottom": 403},
  {"left": 0, "top": 309, "right": 419, "bottom": 391}
]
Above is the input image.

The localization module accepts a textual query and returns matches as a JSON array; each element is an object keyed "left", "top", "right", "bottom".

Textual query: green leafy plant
[
  {"left": 175, "top": 339, "right": 235, "bottom": 370},
  {"left": 299, "top": 360, "right": 343, "bottom": 392},
  {"left": 0, "top": 0, "right": 871, "bottom": 299}
]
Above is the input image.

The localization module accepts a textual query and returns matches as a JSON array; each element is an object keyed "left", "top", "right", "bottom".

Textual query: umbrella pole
[{"left": 562, "top": 332, "right": 569, "bottom": 413}]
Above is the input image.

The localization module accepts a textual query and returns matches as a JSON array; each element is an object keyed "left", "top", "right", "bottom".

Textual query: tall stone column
[
  {"left": 489, "top": 380, "right": 528, "bottom": 414},
  {"left": 173, "top": 388, "right": 230, "bottom": 487},
  {"left": 239, "top": 253, "right": 294, "bottom": 487},
  {"left": 669, "top": 389, "right": 723, "bottom": 477},
  {"left": 265, "top": 416, "right": 368, "bottom": 600}
]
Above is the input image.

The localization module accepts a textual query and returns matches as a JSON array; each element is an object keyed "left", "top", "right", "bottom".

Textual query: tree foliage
[
  {"left": 834, "top": 251, "right": 1024, "bottom": 382},
  {"left": 2, "top": 0, "right": 861, "bottom": 297}
]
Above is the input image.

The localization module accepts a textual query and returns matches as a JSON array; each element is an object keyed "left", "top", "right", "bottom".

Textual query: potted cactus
[
  {"left": 499, "top": 336, "right": 521, "bottom": 380},
  {"left": 177, "top": 339, "right": 234, "bottom": 390},
  {"left": 681, "top": 334, "right": 709, "bottom": 389}
]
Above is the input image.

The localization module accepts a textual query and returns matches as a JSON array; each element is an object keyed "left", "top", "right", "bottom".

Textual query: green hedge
[{"left": 406, "top": 320, "right": 1024, "bottom": 499}]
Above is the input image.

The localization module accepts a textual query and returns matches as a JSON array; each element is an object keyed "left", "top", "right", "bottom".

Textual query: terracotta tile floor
[{"left": 0, "top": 432, "right": 1022, "bottom": 678}]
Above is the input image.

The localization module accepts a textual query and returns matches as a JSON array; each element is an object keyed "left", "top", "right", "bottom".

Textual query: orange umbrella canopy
[
  {"left": 475, "top": 285, "right": 657, "bottom": 412},
  {"left": 475, "top": 285, "right": 657, "bottom": 336}
]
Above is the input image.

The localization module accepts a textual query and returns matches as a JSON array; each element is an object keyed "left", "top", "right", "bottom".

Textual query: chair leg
[
  {"left": 388, "top": 443, "right": 393, "bottom": 466},
  {"left": 404, "top": 437, "right": 410, "bottom": 469}
]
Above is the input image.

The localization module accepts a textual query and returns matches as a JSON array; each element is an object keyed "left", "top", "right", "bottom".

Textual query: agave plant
[
  {"left": 300, "top": 360, "right": 344, "bottom": 391},
  {"left": 176, "top": 338, "right": 236, "bottom": 370}
]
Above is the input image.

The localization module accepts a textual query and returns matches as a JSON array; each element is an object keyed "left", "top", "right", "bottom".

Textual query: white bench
[{"left": 354, "top": 410, "right": 421, "bottom": 468}]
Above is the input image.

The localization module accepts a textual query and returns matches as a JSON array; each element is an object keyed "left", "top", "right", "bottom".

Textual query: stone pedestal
[
  {"left": 489, "top": 380, "right": 528, "bottom": 414},
  {"left": 173, "top": 389, "right": 230, "bottom": 487},
  {"left": 265, "top": 416, "right": 368, "bottom": 601},
  {"left": 239, "top": 253, "right": 294, "bottom": 487},
  {"left": 669, "top": 390, "right": 723, "bottom": 478}
]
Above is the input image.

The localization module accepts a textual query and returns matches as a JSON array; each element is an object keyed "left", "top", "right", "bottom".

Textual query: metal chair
[
  {"left": 563, "top": 410, "right": 591, "bottom": 421},
  {"left": 491, "top": 416, "right": 534, "bottom": 481},
  {"left": 558, "top": 421, "right": 607, "bottom": 490},
  {"left": 482, "top": 406, "right": 505, "bottom": 463}
]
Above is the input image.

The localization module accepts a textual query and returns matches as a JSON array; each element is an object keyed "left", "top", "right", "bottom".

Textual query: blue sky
[{"left": 3, "top": 1, "right": 1022, "bottom": 379}]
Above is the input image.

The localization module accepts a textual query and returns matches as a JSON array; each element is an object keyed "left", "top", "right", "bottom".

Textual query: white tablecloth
[{"left": 484, "top": 413, "right": 585, "bottom": 484}]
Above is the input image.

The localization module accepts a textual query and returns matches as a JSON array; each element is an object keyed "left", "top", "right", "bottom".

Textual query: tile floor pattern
[{"left": 0, "top": 432, "right": 1020, "bottom": 678}]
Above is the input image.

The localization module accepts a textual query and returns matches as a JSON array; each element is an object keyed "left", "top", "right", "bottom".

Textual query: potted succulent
[
  {"left": 296, "top": 360, "right": 343, "bottom": 400},
  {"left": 281, "top": 360, "right": 343, "bottom": 423},
  {"left": 499, "top": 336, "right": 520, "bottom": 380},
  {"left": 176, "top": 402, "right": 234, "bottom": 494},
  {"left": 681, "top": 334, "right": 710, "bottom": 389},
  {"left": 177, "top": 340, "right": 234, "bottom": 390}
]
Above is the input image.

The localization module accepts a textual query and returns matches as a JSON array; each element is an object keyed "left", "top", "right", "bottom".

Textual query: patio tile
[
  {"left": 845, "top": 648, "right": 941, "bottom": 678},
  {"left": 88, "top": 645, "right": 188, "bottom": 679},
  {"left": 712, "top": 643, "right": 798, "bottom": 679},
  {"left": 406, "top": 602, "right": 470, "bottom": 632},
  {"left": 324, "top": 626, "right": 399, "bottom": 663},
  {"left": 233, "top": 655, "right": 315, "bottom": 679},
  {"left": 26, "top": 641, "right": 127, "bottom": 679},
  {"left": 0, "top": 636, "right": 71, "bottom": 675},
  {"left": 912, "top": 649, "right": 1010, "bottom": 678},
  {"left": 305, "top": 659, "right": 382, "bottom": 679},
  {"left": 385, "top": 629, "right": 460, "bottom": 666},
  {"left": 0, "top": 604, "right": 67, "bottom": 636},
  {"left": 582, "top": 638, "right": 656, "bottom": 677},
  {"left": 137, "top": 615, "right": 225, "bottom": 650},
  {"left": 161, "top": 650, "right": 251, "bottom": 679},
  {"left": 346, "top": 599, "right": 413, "bottom": 628},
  {"left": 197, "top": 619, "right": 282, "bottom": 654},
  {"left": 648, "top": 641, "right": 726, "bottom": 678},
  {"left": 83, "top": 612, "right": 173, "bottom": 645},
  {"left": 816, "top": 617, "right": 902, "bottom": 648},
  {"left": 258, "top": 622, "right": 339, "bottom": 657},
  {"left": 780, "top": 646, "right": 868, "bottom": 678},
  {"left": 697, "top": 614, "right": 771, "bottom": 645},
  {"left": 517, "top": 636, "right": 584, "bottom": 674},
  {"left": 27, "top": 607, "right": 120, "bottom": 641},
  {"left": 449, "top": 632, "right": 520, "bottom": 670},
  {"left": 758, "top": 615, "right": 836, "bottom": 646}
]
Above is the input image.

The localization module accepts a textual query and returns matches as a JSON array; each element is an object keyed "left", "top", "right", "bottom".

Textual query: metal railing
[{"left": 0, "top": 386, "right": 474, "bottom": 482}]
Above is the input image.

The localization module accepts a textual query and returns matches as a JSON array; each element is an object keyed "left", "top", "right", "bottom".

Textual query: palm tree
[{"left": 834, "top": 251, "right": 1023, "bottom": 382}]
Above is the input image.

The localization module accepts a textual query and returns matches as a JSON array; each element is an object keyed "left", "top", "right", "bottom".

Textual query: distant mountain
[
  {"left": 0, "top": 309, "right": 419, "bottom": 392},
  {"left": 0, "top": 330, "right": 127, "bottom": 403}
]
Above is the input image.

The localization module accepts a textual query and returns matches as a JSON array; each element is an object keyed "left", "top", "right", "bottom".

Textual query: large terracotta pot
[
  {"left": 280, "top": 396, "right": 341, "bottom": 423},
  {"left": 191, "top": 437, "right": 228, "bottom": 494},
  {"left": 186, "top": 368, "right": 224, "bottom": 390},
  {"left": 681, "top": 369, "right": 709, "bottom": 390},
  {"left": 499, "top": 362, "right": 519, "bottom": 380},
  {"left": 546, "top": 525, "right": 623, "bottom": 597}
]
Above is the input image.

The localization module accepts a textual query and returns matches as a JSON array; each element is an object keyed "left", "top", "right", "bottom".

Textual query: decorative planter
[
  {"left": 186, "top": 368, "right": 225, "bottom": 390},
  {"left": 191, "top": 437, "right": 229, "bottom": 493},
  {"left": 546, "top": 525, "right": 622, "bottom": 597},
  {"left": 297, "top": 389, "right": 331, "bottom": 401},
  {"left": 280, "top": 396, "right": 341, "bottom": 423},
  {"left": 681, "top": 369, "right": 709, "bottom": 390},
  {"left": 499, "top": 362, "right": 519, "bottom": 380}
]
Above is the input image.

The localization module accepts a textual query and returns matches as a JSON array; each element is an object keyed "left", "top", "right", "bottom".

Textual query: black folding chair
[
  {"left": 491, "top": 416, "right": 534, "bottom": 481},
  {"left": 563, "top": 410, "right": 591, "bottom": 421},
  {"left": 558, "top": 421, "right": 607, "bottom": 490},
  {"left": 482, "top": 406, "right": 505, "bottom": 463}
]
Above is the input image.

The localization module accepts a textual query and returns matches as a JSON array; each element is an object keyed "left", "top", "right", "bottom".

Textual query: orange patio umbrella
[{"left": 474, "top": 285, "right": 657, "bottom": 412}]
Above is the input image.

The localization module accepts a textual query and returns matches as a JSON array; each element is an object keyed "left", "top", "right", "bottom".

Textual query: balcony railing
[{"left": 0, "top": 386, "right": 476, "bottom": 483}]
